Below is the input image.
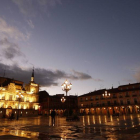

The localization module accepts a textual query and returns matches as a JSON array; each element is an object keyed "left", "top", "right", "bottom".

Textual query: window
[
  {"left": 85, "top": 97, "right": 88, "bottom": 101},
  {"left": 21, "top": 97, "right": 24, "bottom": 102},
  {"left": 107, "top": 101, "right": 110, "bottom": 105},
  {"left": 113, "top": 94, "right": 117, "bottom": 98},
  {"left": 81, "top": 104, "right": 83, "bottom": 107},
  {"left": 2, "top": 95, "right": 5, "bottom": 100},
  {"left": 90, "top": 97, "right": 93, "bottom": 100},
  {"left": 120, "top": 100, "right": 123, "bottom": 105},
  {"left": 96, "top": 96, "right": 99, "bottom": 100},
  {"left": 126, "top": 92, "right": 129, "bottom": 97},
  {"left": 26, "top": 97, "right": 29, "bottom": 102},
  {"left": 96, "top": 102, "right": 99, "bottom": 106},
  {"left": 132, "top": 91, "right": 137, "bottom": 96},
  {"left": 114, "top": 100, "right": 117, "bottom": 105},
  {"left": 134, "top": 98, "right": 137, "bottom": 104},
  {"left": 80, "top": 98, "right": 83, "bottom": 102},
  {"left": 127, "top": 99, "right": 130, "bottom": 105},
  {"left": 102, "top": 102, "right": 105, "bottom": 106},
  {"left": 119, "top": 93, "right": 123, "bottom": 98},
  {"left": 91, "top": 103, "right": 93, "bottom": 107},
  {"left": 9, "top": 95, "right": 12, "bottom": 101}
]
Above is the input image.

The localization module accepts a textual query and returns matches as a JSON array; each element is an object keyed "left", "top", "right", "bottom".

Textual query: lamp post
[
  {"left": 102, "top": 91, "right": 110, "bottom": 117},
  {"left": 16, "top": 92, "right": 24, "bottom": 120},
  {"left": 61, "top": 80, "right": 72, "bottom": 116},
  {"left": 61, "top": 97, "right": 66, "bottom": 103},
  {"left": 102, "top": 91, "right": 110, "bottom": 98},
  {"left": 61, "top": 80, "right": 72, "bottom": 96}
]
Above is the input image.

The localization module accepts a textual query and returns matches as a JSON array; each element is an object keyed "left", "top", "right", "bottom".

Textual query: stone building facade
[
  {"left": 78, "top": 83, "right": 140, "bottom": 115},
  {"left": 0, "top": 69, "right": 39, "bottom": 118}
]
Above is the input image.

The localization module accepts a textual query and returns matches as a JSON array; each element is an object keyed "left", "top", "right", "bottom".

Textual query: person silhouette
[{"left": 51, "top": 109, "right": 56, "bottom": 125}]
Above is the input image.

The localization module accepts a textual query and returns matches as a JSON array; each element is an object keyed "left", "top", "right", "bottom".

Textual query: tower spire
[{"left": 31, "top": 67, "right": 34, "bottom": 82}]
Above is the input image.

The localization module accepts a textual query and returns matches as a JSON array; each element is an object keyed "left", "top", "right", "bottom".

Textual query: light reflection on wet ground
[{"left": 0, "top": 114, "right": 140, "bottom": 139}]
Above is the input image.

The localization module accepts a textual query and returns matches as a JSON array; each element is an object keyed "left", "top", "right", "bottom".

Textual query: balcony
[
  {"left": 119, "top": 96, "right": 123, "bottom": 98},
  {"left": 132, "top": 95, "right": 137, "bottom": 97},
  {"left": 125, "top": 95, "right": 130, "bottom": 97},
  {"left": 112, "top": 96, "right": 117, "bottom": 99},
  {"left": 134, "top": 101, "right": 138, "bottom": 104}
]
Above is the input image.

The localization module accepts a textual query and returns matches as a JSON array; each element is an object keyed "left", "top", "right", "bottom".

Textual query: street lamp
[
  {"left": 102, "top": 90, "right": 111, "bottom": 117},
  {"left": 61, "top": 80, "right": 72, "bottom": 96},
  {"left": 102, "top": 91, "right": 110, "bottom": 98},
  {"left": 16, "top": 92, "right": 24, "bottom": 120},
  {"left": 61, "top": 97, "right": 66, "bottom": 103},
  {"left": 61, "top": 80, "right": 72, "bottom": 116}
]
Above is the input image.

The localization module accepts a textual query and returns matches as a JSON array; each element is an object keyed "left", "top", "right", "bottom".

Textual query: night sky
[{"left": 0, "top": 0, "right": 140, "bottom": 95}]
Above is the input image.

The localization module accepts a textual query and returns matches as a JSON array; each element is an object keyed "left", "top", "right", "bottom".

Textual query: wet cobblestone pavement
[{"left": 0, "top": 114, "right": 140, "bottom": 139}]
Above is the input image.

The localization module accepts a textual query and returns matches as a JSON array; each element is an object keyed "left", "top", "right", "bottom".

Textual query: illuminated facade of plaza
[
  {"left": 78, "top": 83, "right": 140, "bottom": 115},
  {"left": 0, "top": 69, "right": 39, "bottom": 118}
]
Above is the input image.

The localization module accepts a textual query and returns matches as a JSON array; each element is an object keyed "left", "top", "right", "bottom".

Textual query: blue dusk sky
[{"left": 0, "top": 0, "right": 140, "bottom": 95}]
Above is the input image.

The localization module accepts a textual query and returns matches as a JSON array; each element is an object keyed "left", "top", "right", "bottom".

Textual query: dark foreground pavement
[{"left": 0, "top": 114, "right": 140, "bottom": 139}]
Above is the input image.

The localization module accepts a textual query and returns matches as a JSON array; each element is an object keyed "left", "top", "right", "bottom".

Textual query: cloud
[
  {"left": 123, "top": 79, "right": 134, "bottom": 83},
  {"left": 134, "top": 68, "right": 140, "bottom": 82},
  {"left": 0, "top": 17, "right": 30, "bottom": 41},
  {"left": 0, "top": 38, "right": 25, "bottom": 59},
  {"left": 38, "top": 0, "right": 62, "bottom": 6},
  {"left": 0, "top": 63, "right": 93, "bottom": 87},
  {"left": 92, "top": 78, "right": 103, "bottom": 82},
  {"left": 70, "top": 70, "right": 92, "bottom": 80},
  {"left": 27, "top": 19, "right": 34, "bottom": 28},
  {"left": 12, "top": 0, "right": 36, "bottom": 17},
  {"left": 12, "top": 0, "right": 62, "bottom": 17}
]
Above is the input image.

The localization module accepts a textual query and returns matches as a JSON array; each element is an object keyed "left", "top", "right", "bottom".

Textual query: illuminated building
[
  {"left": 78, "top": 83, "right": 140, "bottom": 115},
  {"left": 0, "top": 69, "right": 39, "bottom": 118}
]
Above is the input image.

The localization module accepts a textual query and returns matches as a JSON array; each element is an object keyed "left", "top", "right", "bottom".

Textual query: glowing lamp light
[
  {"left": 61, "top": 80, "right": 72, "bottom": 96},
  {"left": 61, "top": 97, "right": 66, "bottom": 103}
]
